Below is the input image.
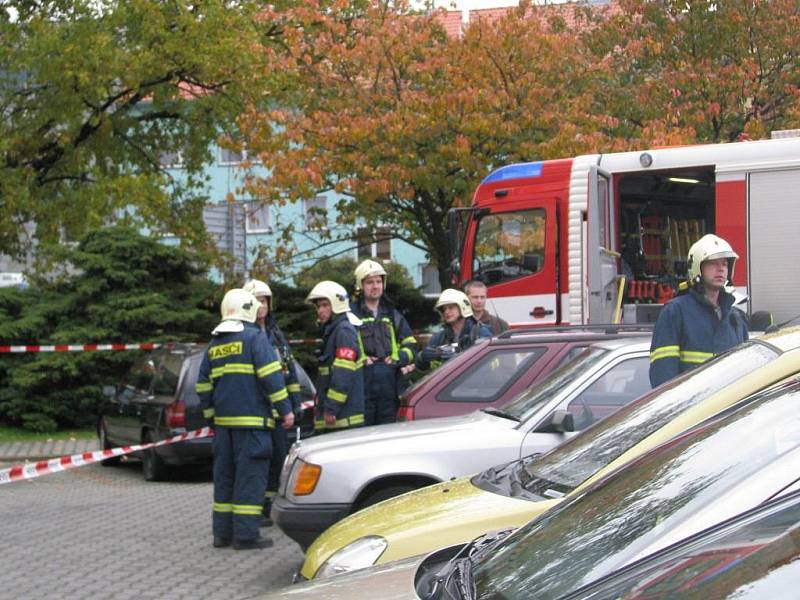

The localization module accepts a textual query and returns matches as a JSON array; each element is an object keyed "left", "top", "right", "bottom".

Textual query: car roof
[
  {"left": 587, "top": 336, "right": 652, "bottom": 352},
  {"left": 756, "top": 325, "right": 800, "bottom": 353},
  {"left": 488, "top": 324, "right": 654, "bottom": 347}
]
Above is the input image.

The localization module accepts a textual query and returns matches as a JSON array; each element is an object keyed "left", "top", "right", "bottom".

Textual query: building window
[
  {"left": 245, "top": 202, "right": 270, "bottom": 233},
  {"left": 421, "top": 263, "right": 442, "bottom": 296},
  {"left": 304, "top": 196, "right": 328, "bottom": 231},
  {"left": 219, "top": 146, "right": 245, "bottom": 165},
  {"left": 218, "top": 142, "right": 259, "bottom": 166},
  {"left": 356, "top": 226, "right": 392, "bottom": 261},
  {"left": 159, "top": 150, "right": 185, "bottom": 168}
]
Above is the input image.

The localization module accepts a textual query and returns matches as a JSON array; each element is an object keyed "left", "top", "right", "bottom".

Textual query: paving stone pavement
[
  {"left": 0, "top": 438, "right": 97, "bottom": 462},
  {"left": 0, "top": 449, "right": 305, "bottom": 600}
]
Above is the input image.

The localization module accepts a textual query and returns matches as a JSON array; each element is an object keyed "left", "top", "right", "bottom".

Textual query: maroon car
[{"left": 397, "top": 325, "right": 653, "bottom": 421}]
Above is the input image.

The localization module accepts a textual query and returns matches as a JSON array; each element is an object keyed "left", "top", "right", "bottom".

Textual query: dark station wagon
[{"left": 98, "top": 343, "right": 315, "bottom": 481}]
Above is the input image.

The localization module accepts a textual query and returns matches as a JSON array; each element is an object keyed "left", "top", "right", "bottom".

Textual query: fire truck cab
[{"left": 451, "top": 135, "right": 800, "bottom": 327}]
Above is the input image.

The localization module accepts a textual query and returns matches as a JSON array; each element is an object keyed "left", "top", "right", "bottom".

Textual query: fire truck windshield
[{"left": 473, "top": 209, "right": 546, "bottom": 286}]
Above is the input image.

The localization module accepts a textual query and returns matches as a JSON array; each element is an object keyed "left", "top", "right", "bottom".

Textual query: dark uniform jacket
[
  {"left": 478, "top": 311, "right": 509, "bottom": 336},
  {"left": 264, "top": 315, "right": 302, "bottom": 416},
  {"left": 350, "top": 297, "right": 417, "bottom": 366},
  {"left": 315, "top": 314, "right": 365, "bottom": 430},
  {"left": 649, "top": 287, "right": 748, "bottom": 388},
  {"left": 416, "top": 317, "right": 492, "bottom": 372},
  {"left": 197, "top": 322, "right": 291, "bottom": 428}
]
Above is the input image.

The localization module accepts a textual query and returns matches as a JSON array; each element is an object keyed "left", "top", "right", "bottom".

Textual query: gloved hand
[{"left": 420, "top": 346, "right": 441, "bottom": 362}]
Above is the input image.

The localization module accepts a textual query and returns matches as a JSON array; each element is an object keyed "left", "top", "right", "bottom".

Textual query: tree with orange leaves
[
  {"left": 239, "top": 0, "right": 613, "bottom": 287},
  {"left": 586, "top": 0, "right": 800, "bottom": 145}
]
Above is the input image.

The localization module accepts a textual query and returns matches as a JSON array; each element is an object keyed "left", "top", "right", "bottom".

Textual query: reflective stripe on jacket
[
  {"left": 196, "top": 322, "right": 291, "bottom": 428},
  {"left": 351, "top": 297, "right": 417, "bottom": 367},
  {"left": 649, "top": 287, "right": 748, "bottom": 388},
  {"left": 315, "top": 314, "right": 365, "bottom": 429}
]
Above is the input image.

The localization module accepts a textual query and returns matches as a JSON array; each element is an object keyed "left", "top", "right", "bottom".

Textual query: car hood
[
  {"left": 263, "top": 554, "right": 424, "bottom": 599},
  {"left": 302, "top": 477, "right": 560, "bottom": 579},
  {"left": 297, "top": 410, "right": 519, "bottom": 458}
]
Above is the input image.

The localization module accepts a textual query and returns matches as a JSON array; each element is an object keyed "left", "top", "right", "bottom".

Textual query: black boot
[
  {"left": 259, "top": 515, "right": 274, "bottom": 527},
  {"left": 213, "top": 537, "right": 232, "bottom": 548},
  {"left": 233, "top": 536, "right": 274, "bottom": 550}
]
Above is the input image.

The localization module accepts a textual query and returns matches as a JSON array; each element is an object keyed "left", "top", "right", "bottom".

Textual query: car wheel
[
  {"left": 357, "top": 484, "right": 417, "bottom": 511},
  {"left": 98, "top": 418, "right": 121, "bottom": 467},
  {"left": 141, "top": 431, "right": 169, "bottom": 482}
]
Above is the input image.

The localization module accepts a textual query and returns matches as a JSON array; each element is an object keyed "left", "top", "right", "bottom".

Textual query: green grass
[{"left": 0, "top": 426, "right": 96, "bottom": 443}]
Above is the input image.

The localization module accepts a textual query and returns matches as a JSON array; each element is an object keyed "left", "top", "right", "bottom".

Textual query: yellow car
[{"left": 300, "top": 327, "right": 800, "bottom": 580}]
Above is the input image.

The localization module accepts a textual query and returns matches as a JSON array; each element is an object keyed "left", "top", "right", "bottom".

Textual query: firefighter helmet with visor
[
  {"left": 212, "top": 288, "right": 260, "bottom": 334},
  {"left": 306, "top": 281, "right": 351, "bottom": 314},
  {"left": 243, "top": 279, "right": 273, "bottom": 311},
  {"left": 686, "top": 234, "right": 738, "bottom": 285},
  {"left": 354, "top": 259, "right": 387, "bottom": 291},
  {"left": 435, "top": 288, "right": 473, "bottom": 319}
]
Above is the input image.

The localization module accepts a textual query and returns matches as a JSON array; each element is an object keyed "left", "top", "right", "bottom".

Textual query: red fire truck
[{"left": 449, "top": 134, "right": 800, "bottom": 326}]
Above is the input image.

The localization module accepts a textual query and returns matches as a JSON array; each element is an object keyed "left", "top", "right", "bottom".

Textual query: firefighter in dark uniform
[
  {"left": 650, "top": 234, "right": 749, "bottom": 388},
  {"left": 196, "top": 288, "right": 295, "bottom": 550},
  {"left": 416, "top": 288, "right": 492, "bottom": 372},
  {"left": 350, "top": 259, "right": 417, "bottom": 426},
  {"left": 243, "top": 279, "right": 302, "bottom": 527},
  {"left": 306, "top": 280, "right": 365, "bottom": 432}
]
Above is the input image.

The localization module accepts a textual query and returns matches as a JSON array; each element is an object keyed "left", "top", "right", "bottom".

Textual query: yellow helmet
[
  {"left": 213, "top": 288, "right": 260, "bottom": 334},
  {"left": 306, "top": 280, "right": 351, "bottom": 314},
  {"left": 687, "top": 234, "right": 738, "bottom": 285},
  {"left": 435, "top": 288, "right": 473, "bottom": 319},
  {"left": 354, "top": 259, "right": 387, "bottom": 291}
]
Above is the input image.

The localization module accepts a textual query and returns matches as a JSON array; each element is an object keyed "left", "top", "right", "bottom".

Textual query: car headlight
[
  {"left": 291, "top": 459, "right": 322, "bottom": 496},
  {"left": 315, "top": 535, "right": 388, "bottom": 579}
]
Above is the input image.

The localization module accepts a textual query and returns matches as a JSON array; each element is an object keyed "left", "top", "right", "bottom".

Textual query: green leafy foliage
[
  {"left": 0, "top": 227, "right": 218, "bottom": 432},
  {"left": 0, "top": 0, "right": 268, "bottom": 268}
]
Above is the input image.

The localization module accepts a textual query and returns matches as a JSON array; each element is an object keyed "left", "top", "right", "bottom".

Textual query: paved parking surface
[{"left": 0, "top": 458, "right": 303, "bottom": 600}]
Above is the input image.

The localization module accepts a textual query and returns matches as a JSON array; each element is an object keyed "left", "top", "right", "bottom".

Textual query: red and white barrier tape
[
  {"left": 0, "top": 333, "right": 430, "bottom": 353},
  {"left": 0, "top": 426, "right": 213, "bottom": 485},
  {"left": 287, "top": 338, "right": 322, "bottom": 345},
  {"left": 0, "top": 343, "right": 164, "bottom": 353},
  {"left": 0, "top": 340, "right": 319, "bottom": 352}
]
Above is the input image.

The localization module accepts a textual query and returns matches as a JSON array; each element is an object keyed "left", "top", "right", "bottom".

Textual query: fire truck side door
[{"left": 586, "top": 166, "right": 620, "bottom": 324}]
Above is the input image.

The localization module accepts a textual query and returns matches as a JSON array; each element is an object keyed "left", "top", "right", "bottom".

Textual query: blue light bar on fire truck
[{"left": 481, "top": 161, "right": 543, "bottom": 184}]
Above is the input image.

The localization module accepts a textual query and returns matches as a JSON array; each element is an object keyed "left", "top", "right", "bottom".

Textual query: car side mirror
[
  {"left": 102, "top": 385, "right": 117, "bottom": 398},
  {"left": 535, "top": 409, "right": 575, "bottom": 434}
]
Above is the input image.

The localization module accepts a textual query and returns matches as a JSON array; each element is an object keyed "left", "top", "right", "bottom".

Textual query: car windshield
[
  {"left": 501, "top": 346, "right": 610, "bottom": 421},
  {"left": 571, "top": 491, "right": 800, "bottom": 600},
  {"left": 523, "top": 341, "right": 780, "bottom": 492},
  {"left": 472, "top": 379, "right": 800, "bottom": 600}
]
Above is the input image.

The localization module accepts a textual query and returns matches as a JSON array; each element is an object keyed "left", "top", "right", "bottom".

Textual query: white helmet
[
  {"left": 687, "top": 234, "right": 738, "bottom": 285},
  {"left": 306, "top": 280, "right": 351, "bottom": 314},
  {"left": 243, "top": 279, "right": 272, "bottom": 311},
  {"left": 213, "top": 288, "right": 260, "bottom": 334},
  {"left": 435, "top": 288, "right": 473, "bottom": 319},
  {"left": 243, "top": 279, "right": 272, "bottom": 299},
  {"left": 354, "top": 259, "right": 387, "bottom": 291}
]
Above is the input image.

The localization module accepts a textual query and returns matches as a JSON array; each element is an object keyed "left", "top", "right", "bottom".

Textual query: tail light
[
  {"left": 397, "top": 405, "right": 415, "bottom": 421},
  {"left": 165, "top": 399, "right": 186, "bottom": 429}
]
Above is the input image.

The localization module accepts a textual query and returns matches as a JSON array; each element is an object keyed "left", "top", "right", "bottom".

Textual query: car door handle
[{"left": 530, "top": 307, "right": 554, "bottom": 318}]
